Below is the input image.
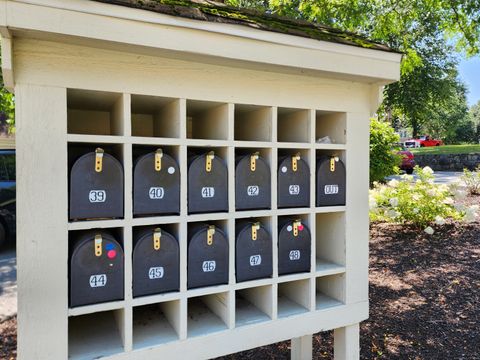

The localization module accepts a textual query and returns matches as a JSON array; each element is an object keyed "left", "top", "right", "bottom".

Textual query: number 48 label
[{"left": 289, "top": 250, "right": 301, "bottom": 261}]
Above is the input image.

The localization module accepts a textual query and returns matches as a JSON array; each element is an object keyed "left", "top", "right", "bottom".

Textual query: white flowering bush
[
  {"left": 461, "top": 166, "right": 480, "bottom": 195},
  {"left": 369, "top": 166, "right": 477, "bottom": 232}
]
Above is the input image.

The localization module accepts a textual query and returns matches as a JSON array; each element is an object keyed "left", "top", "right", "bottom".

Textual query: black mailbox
[
  {"left": 70, "top": 231, "right": 124, "bottom": 307},
  {"left": 316, "top": 156, "right": 346, "bottom": 206},
  {"left": 133, "top": 227, "right": 179, "bottom": 298},
  {"left": 278, "top": 219, "right": 311, "bottom": 275},
  {"left": 278, "top": 154, "right": 310, "bottom": 208},
  {"left": 133, "top": 149, "right": 180, "bottom": 216},
  {"left": 188, "top": 224, "right": 229, "bottom": 289},
  {"left": 70, "top": 148, "right": 124, "bottom": 220},
  {"left": 235, "top": 153, "right": 271, "bottom": 210},
  {"left": 235, "top": 221, "right": 272, "bottom": 282},
  {"left": 188, "top": 151, "right": 228, "bottom": 214}
]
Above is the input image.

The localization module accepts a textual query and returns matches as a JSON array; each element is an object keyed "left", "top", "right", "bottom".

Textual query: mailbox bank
[{"left": 6, "top": 0, "right": 401, "bottom": 359}]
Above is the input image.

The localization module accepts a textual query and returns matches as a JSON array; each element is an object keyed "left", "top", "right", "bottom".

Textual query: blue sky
[{"left": 458, "top": 57, "right": 480, "bottom": 107}]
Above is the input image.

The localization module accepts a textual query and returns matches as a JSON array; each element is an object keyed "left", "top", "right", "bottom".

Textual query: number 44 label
[{"left": 89, "top": 274, "right": 107, "bottom": 288}]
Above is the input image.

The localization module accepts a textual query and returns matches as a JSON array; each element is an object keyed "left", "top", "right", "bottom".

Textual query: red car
[
  {"left": 397, "top": 148, "right": 415, "bottom": 174},
  {"left": 418, "top": 135, "right": 443, "bottom": 147}
]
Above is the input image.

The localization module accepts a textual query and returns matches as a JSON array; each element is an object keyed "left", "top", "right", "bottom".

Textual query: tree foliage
[
  {"left": 0, "top": 41, "right": 14, "bottom": 134},
  {"left": 369, "top": 118, "right": 400, "bottom": 184}
]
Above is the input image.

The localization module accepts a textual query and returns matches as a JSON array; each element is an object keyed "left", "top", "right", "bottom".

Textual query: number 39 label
[
  {"left": 148, "top": 267, "right": 164, "bottom": 279},
  {"left": 202, "top": 260, "right": 216, "bottom": 272},
  {"left": 201, "top": 187, "right": 215, "bottom": 198},
  {"left": 89, "top": 190, "right": 106, "bottom": 203},
  {"left": 89, "top": 274, "right": 107, "bottom": 288},
  {"left": 289, "top": 185, "right": 300, "bottom": 195},
  {"left": 289, "top": 250, "right": 301, "bottom": 261}
]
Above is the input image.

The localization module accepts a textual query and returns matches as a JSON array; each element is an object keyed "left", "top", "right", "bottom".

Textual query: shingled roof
[{"left": 93, "top": 0, "right": 398, "bottom": 53}]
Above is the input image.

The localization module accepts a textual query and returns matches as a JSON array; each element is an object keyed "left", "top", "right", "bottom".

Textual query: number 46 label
[{"left": 202, "top": 260, "right": 216, "bottom": 272}]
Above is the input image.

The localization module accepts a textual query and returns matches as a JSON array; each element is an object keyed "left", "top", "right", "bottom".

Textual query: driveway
[
  {"left": 0, "top": 246, "right": 16, "bottom": 321},
  {"left": 387, "top": 171, "right": 464, "bottom": 184}
]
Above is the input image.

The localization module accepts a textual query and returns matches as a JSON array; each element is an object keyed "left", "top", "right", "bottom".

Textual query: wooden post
[
  {"left": 334, "top": 323, "right": 360, "bottom": 360},
  {"left": 291, "top": 334, "right": 312, "bottom": 360}
]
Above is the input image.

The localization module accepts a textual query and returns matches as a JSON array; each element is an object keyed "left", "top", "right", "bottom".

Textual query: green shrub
[
  {"left": 461, "top": 166, "right": 480, "bottom": 195},
  {"left": 369, "top": 166, "right": 477, "bottom": 232},
  {"left": 369, "top": 118, "right": 401, "bottom": 184}
]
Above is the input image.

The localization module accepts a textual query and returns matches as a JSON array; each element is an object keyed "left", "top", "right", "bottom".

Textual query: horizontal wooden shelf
[{"left": 68, "top": 300, "right": 126, "bottom": 317}]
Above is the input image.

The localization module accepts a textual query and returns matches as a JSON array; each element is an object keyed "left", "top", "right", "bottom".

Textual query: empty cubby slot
[
  {"left": 187, "top": 292, "right": 229, "bottom": 337},
  {"left": 316, "top": 111, "right": 346, "bottom": 144},
  {"left": 68, "top": 310, "right": 124, "bottom": 359},
  {"left": 277, "top": 279, "right": 311, "bottom": 318},
  {"left": 316, "top": 274, "right": 345, "bottom": 311},
  {"left": 131, "top": 95, "right": 181, "bottom": 138},
  {"left": 277, "top": 108, "right": 311, "bottom": 143},
  {"left": 234, "top": 104, "right": 272, "bottom": 141},
  {"left": 67, "top": 89, "right": 125, "bottom": 136},
  {"left": 235, "top": 285, "right": 273, "bottom": 327},
  {"left": 133, "top": 301, "right": 181, "bottom": 349},
  {"left": 187, "top": 100, "right": 229, "bottom": 140},
  {"left": 315, "top": 213, "right": 346, "bottom": 274}
]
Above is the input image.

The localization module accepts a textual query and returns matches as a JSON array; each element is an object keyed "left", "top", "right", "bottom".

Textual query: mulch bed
[{"left": 1, "top": 216, "right": 479, "bottom": 359}]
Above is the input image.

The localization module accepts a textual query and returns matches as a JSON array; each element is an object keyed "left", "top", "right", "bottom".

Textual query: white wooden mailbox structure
[{"left": 0, "top": 0, "right": 401, "bottom": 359}]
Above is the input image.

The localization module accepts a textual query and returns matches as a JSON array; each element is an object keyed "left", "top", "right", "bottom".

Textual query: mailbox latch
[
  {"left": 94, "top": 234, "right": 102, "bottom": 257},
  {"left": 206, "top": 151, "right": 215, "bottom": 173},
  {"left": 293, "top": 220, "right": 301, "bottom": 237},
  {"left": 155, "top": 149, "right": 163, "bottom": 172},
  {"left": 330, "top": 156, "right": 339, "bottom": 172},
  {"left": 250, "top": 152, "right": 259, "bottom": 172},
  {"left": 153, "top": 228, "right": 161, "bottom": 250},
  {"left": 207, "top": 225, "right": 215, "bottom": 246},
  {"left": 251, "top": 222, "right": 260, "bottom": 240},
  {"left": 95, "top": 148, "right": 104, "bottom": 173},
  {"left": 292, "top": 153, "right": 301, "bottom": 172}
]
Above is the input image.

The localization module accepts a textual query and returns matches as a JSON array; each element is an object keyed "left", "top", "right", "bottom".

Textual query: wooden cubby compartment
[
  {"left": 67, "top": 89, "right": 125, "bottom": 136},
  {"left": 68, "top": 310, "right": 125, "bottom": 359},
  {"left": 131, "top": 94, "right": 181, "bottom": 138},
  {"left": 187, "top": 100, "right": 229, "bottom": 140},
  {"left": 315, "top": 212, "right": 346, "bottom": 274},
  {"left": 133, "top": 301, "right": 181, "bottom": 349},
  {"left": 235, "top": 285, "right": 273, "bottom": 327},
  {"left": 315, "top": 274, "right": 345, "bottom": 310},
  {"left": 316, "top": 111, "right": 346, "bottom": 144},
  {"left": 277, "top": 107, "right": 311, "bottom": 143},
  {"left": 277, "top": 279, "right": 311, "bottom": 318},
  {"left": 234, "top": 104, "right": 272, "bottom": 142},
  {"left": 187, "top": 292, "right": 230, "bottom": 337}
]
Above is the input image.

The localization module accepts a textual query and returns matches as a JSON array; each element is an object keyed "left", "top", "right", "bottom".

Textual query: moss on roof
[{"left": 93, "top": 0, "right": 398, "bottom": 53}]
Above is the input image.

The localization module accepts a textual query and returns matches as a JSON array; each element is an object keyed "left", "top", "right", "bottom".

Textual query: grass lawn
[{"left": 411, "top": 144, "right": 480, "bottom": 155}]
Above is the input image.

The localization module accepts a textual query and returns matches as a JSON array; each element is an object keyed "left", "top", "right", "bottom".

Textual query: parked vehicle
[
  {"left": 0, "top": 149, "right": 15, "bottom": 249},
  {"left": 397, "top": 146, "right": 415, "bottom": 174},
  {"left": 404, "top": 135, "right": 443, "bottom": 148}
]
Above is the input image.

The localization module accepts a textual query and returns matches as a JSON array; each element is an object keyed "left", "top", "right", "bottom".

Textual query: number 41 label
[{"left": 201, "top": 187, "right": 215, "bottom": 198}]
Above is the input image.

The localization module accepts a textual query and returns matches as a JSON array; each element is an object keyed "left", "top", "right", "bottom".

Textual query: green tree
[
  {"left": 369, "top": 118, "right": 400, "bottom": 184},
  {"left": 0, "top": 40, "right": 14, "bottom": 134}
]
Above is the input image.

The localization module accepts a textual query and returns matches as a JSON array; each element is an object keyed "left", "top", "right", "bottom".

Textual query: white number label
[
  {"left": 249, "top": 255, "right": 262, "bottom": 266},
  {"left": 324, "top": 185, "right": 339, "bottom": 195},
  {"left": 202, "top": 260, "right": 216, "bottom": 272},
  {"left": 201, "top": 187, "right": 215, "bottom": 198},
  {"left": 89, "top": 190, "right": 106, "bottom": 203},
  {"left": 89, "top": 274, "right": 107, "bottom": 288},
  {"left": 148, "top": 267, "right": 164, "bottom": 279},
  {"left": 247, "top": 186, "right": 259, "bottom": 196},
  {"left": 289, "top": 250, "right": 301, "bottom": 261},
  {"left": 289, "top": 185, "right": 300, "bottom": 195},
  {"left": 149, "top": 187, "right": 165, "bottom": 199}
]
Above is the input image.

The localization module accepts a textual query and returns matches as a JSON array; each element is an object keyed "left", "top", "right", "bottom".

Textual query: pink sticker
[
  {"left": 298, "top": 225, "right": 304, "bottom": 231},
  {"left": 107, "top": 250, "right": 117, "bottom": 259}
]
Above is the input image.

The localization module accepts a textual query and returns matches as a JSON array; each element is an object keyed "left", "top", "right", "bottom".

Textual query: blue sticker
[{"left": 106, "top": 243, "right": 115, "bottom": 251}]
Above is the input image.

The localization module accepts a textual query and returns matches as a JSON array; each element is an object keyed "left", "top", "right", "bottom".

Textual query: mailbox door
[
  {"left": 277, "top": 157, "right": 310, "bottom": 208},
  {"left": 70, "top": 231, "right": 124, "bottom": 307},
  {"left": 235, "top": 223, "right": 272, "bottom": 282},
  {"left": 278, "top": 221, "right": 311, "bottom": 275},
  {"left": 70, "top": 151, "right": 124, "bottom": 220},
  {"left": 235, "top": 155, "right": 271, "bottom": 210},
  {"left": 133, "top": 152, "right": 180, "bottom": 216},
  {"left": 188, "top": 154, "right": 228, "bottom": 214},
  {"left": 133, "top": 227, "right": 180, "bottom": 297},
  {"left": 188, "top": 225, "right": 229, "bottom": 289},
  {"left": 316, "top": 156, "right": 346, "bottom": 206}
]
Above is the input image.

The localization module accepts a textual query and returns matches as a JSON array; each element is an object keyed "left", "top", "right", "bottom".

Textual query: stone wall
[{"left": 414, "top": 153, "right": 480, "bottom": 171}]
